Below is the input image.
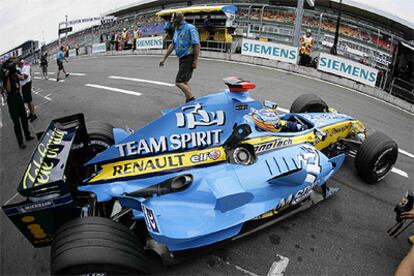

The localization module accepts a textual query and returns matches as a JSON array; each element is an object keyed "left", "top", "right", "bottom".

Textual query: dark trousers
[
  {"left": 7, "top": 93, "right": 30, "bottom": 145},
  {"left": 12, "top": 115, "right": 30, "bottom": 145},
  {"left": 299, "top": 54, "right": 311, "bottom": 66}
]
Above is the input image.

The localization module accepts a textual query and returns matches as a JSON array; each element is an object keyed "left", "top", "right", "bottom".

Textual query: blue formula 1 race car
[{"left": 2, "top": 77, "right": 398, "bottom": 274}]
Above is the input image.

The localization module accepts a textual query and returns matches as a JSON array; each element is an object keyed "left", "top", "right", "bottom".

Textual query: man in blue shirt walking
[
  {"left": 56, "top": 46, "right": 69, "bottom": 82},
  {"left": 160, "top": 12, "right": 200, "bottom": 103}
]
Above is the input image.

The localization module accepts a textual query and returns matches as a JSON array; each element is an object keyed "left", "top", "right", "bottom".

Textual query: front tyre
[
  {"left": 51, "top": 216, "right": 147, "bottom": 275},
  {"left": 355, "top": 132, "right": 398, "bottom": 184},
  {"left": 290, "top": 94, "right": 328, "bottom": 113}
]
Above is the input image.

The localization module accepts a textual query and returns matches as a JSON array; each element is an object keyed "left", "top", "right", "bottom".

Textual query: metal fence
[
  {"left": 390, "top": 77, "right": 414, "bottom": 104},
  {"left": 234, "top": 4, "right": 398, "bottom": 69},
  {"left": 46, "top": 3, "right": 413, "bottom": 95}
]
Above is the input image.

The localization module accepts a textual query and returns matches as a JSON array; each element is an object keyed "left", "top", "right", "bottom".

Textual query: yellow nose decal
[{"left": 21, "top": 216, "right": 35, "bottom": 223}]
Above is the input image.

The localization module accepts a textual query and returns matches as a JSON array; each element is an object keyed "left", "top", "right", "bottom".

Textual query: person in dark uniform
[{"left": 1, "top": 59, "right": 34, "bottom": 149}]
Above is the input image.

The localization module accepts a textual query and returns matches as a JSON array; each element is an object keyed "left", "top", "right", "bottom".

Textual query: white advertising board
[
  {"left": 135, "top": 36, "right": 164, "bottom": 50},
  {"left": 241, "top": 39, "right": 298, "bottom": 64},
  {"left": 92, "top": 43, "right": 106, "bottom": 54},
  {"left": 317, "top": 52, "right": 378, "bottom": 87},
  {"left": 68, "top": 49, "right": 77, "bottom": 57}
]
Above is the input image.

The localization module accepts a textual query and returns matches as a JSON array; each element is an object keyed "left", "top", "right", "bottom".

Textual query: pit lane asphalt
[{"left": 1, "top": 55, "right": 413, "bottom": 275}]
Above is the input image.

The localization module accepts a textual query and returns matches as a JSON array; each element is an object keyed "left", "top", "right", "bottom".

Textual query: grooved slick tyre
[
  {"left": 81, "top": 121, "right": 115, "bottom": 179},
  {"left": 86, "top": 121, "right": 115, "bottom": 154},
  {"left": 355, "top": 132, "right": 398, "bottom": 184},
  {"left": 290, "top": 94, "right": 328, "bottom": 113},
  {"left": 51, "top": 216, "right": 147, "bottom": 275}
]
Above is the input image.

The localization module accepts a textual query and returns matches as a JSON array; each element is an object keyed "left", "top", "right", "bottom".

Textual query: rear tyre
[
  {"left": 81, "top": 121, "right": 115, "bottom": 179},
  {"left": 86, "top": 121, "right": 115, "bottom": 158},
  {"left": 290, "top": 94, "right": 328, "bottom": 113},
  {"left": 51, "top": 216, "right": 147, "bottom": 275},
  {"left": 355, "top": 132, "right": 398, "bottom": 184}
]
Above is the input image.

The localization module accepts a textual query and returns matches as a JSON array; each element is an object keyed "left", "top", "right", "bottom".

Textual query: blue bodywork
[{"left": 79, "top": 90, "right": 350, "bottom": 251}]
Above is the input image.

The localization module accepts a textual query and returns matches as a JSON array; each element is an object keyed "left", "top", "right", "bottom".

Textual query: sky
[{"left": 0, "top": 0, "right": 413, "bottom": 55}]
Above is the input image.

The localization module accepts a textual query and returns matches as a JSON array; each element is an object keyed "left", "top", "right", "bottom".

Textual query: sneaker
[
  {"left": 19, "top": 143, "right": 26, "bottom": 149},
  {"left": 29, "top": 114, "right": 38, "bottom": 122},
  {"left": 26, "top": 135, "right": 35, "bottom": 141},
  {"left": 65, "top": 73, "right": 70, "bottom": 77},
  {"left": 185, "top": 97, "right": 196, "bottom": 103}
]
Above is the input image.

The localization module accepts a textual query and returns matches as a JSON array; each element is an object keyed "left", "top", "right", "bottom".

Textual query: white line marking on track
[
  {"left": 32, "top": 88, "right": 42, "bottom": 94},
  {"left": 267, "top": 255, "right": 290, "bottom": 276},
  {"left": 109, "top": 75, "right": 174, "bottom": 87},
  {"left": 78, "top": 54, "right": 413, "bottom": 117},
  {"left": 399, "top": 149, "right": 414, "bottom": 159},
  {"left": 391, "top": 167, "right": 409, "bottom": 178},
  {"left": 35, "top": 72, "right": 86, "bottom": 76},
  {"left": 34, "top": 72, "right": 56, "bottom": 75},
  {"left": 44, "top": 94, "right": 52, "bottom": 101},
  {"left": 85, "top": 84, "right": 142, "bottom": 97},
  {"left": 35, "top": 101, "right": 51, "bottom": 109},
  {"left": 33, "top": 76, "right": 41, "bottom": 80},
  {"left": 229, "top": 261, "right": 259, "bottom": 276},
  {"left": 214, "top": 255, "right": 259, "bottom": 276}
]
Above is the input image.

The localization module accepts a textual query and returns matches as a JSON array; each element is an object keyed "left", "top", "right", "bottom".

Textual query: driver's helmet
[{"left": 251, "top": 108, "right": 282, "bottom": 132}]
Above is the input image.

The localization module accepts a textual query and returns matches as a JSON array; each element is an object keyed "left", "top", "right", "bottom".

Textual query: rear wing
[
  {"left": 2, "top": 114, "right": 88, "bottom": 247},
  {"left": 18, "top": 113, "right": 87, "bottom": 197}
]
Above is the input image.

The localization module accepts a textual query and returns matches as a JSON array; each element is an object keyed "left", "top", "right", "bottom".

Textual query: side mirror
[{"left": 263, "top": 100, "right": 278, "bottom": 110}]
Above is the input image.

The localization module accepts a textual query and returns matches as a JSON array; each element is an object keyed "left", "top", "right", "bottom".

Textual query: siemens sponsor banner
[
  {"left": 241, "top": 39, "right": 298, "bottom": 64},
  {"left": 92, "top": 43, "right": 106, "bottom": 54},
  {"left": 136, "top": 36, "right": 163, "bottom": 50},
  {"left": 68, "top": 49, "right": 76, "bottom": 57},
  {"left": 318, "top": 53, "right": 378, "bottom": 87}
]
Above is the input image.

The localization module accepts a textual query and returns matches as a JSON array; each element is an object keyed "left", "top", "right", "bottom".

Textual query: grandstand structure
[
  {"left": 33, "top": 0, "right": 413, "bottom": 99},
  {"left": 40, "top": 1, "right": 413, "bottom": 68},
  {"left": 98, "top": 0, "right": 413, "bottom": 69},
  {"left": 0, "top": 40, "right": 39, "bottom": 64}
]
